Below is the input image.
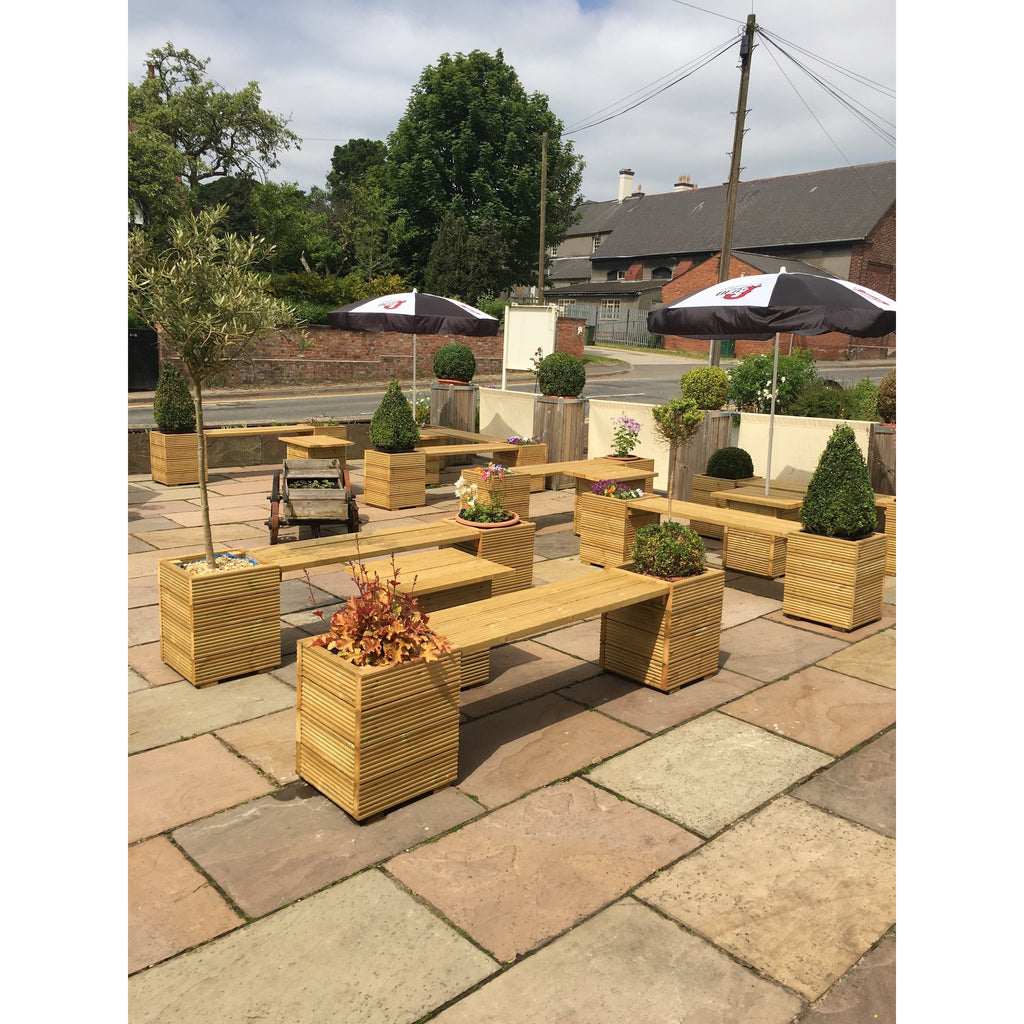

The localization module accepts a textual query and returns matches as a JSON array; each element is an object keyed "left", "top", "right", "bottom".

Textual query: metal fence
[{"left": 556, "top": 302, "right": 663, "bottom": 349}]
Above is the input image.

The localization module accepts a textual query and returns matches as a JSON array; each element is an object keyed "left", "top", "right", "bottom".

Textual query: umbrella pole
[
  {"left": 764, "top": 333, "right": 780, "bottom": 496},
  {"left": 412, "top": 333, "right": 418, "bottom": 410}
]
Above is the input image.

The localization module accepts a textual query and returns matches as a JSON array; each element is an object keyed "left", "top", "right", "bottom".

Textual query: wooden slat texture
[
  {"left": 458, "top": 468, "right": 531, "bottom": 522},
  {"left": 629, "top": 497, "right": 804, "bottom": 538},
  {"left": 150, "top": 432, "right": 207, "bottom": 486},
  {"left": 363, "top": 450, "right": 426, "bottom": 510},
  {"left": 452, "top": 519, "right": 536, "bottom": 595},
  {"left": 684, "top": 474, "right": 764, "bottom": 539},
  {"left": 577, "top": 492, "right": 660, "bottom": 568},
  {"left": 503, "top": 442, "right": 549, "bottom": 492}
]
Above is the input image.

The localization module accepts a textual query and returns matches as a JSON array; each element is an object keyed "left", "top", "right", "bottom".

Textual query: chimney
[
  {"left": 673, "top": 174, "right": 697, "bottom": 192},
  {"left": 618, "top": 168, "right": 634, "bottom": 202}
]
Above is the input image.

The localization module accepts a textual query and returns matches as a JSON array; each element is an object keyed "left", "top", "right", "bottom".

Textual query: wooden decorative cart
[{"left": 266, "top": 458, "right": 359, "bottom": 544}]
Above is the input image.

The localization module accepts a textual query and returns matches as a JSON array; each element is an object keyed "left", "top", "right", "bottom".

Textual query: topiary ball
[
  {"left": 631, "top": 521, "right": 707, "bottom": 578},
  {"left": 679, "top": 366, "right": 729, "bottom": 409},
  {"left": 705, "top": 446, "right": 754, "bottom": 479},
  {"left": 369, "top": 379, "right": 421, "bottom": 453},
  {"left": 152, "top": 362, "right": 196, "bottom": 433},
  {"left": 537, "top": 352, "right": 586, "bottom": 397},
  {"left": 432, "top": 342, "right": 476, "bottom": 383},
  {"left": 800, "top": 424, "right": 877, "bottom": 540},
  {"left": 877, "top": 369, "right": 896, "bottom": 423}
]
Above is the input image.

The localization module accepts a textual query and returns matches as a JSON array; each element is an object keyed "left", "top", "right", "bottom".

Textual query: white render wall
[
  {"left": 586, "top": 399, "right": 669, "bottom": 492},
  {"left": 478, "top": 388, "right": 538, "bottom": 441},
  {"left": 737, "top": 413, "right": 873, "bottom": 483}
]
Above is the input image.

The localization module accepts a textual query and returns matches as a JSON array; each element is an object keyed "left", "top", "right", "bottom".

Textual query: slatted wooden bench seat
[
  {"left": 414, "top": 442, "right": 520, "bottom": 484},
  {"left": 429, "top": 568, "right": 677, "bottom": 689},
  {"left": 628, "top": 496, "right": 804, "bottom": 578}
]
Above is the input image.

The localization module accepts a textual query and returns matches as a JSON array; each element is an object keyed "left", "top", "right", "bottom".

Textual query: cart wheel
[
  {"left": 310, "top": 522, "right": 322, "bottom": 539},
  {"left": 267, "top": 471, "right": 281, "bottom": 544}
]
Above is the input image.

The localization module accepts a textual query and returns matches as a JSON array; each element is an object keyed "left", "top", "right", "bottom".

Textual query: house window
[
  {"left": 600, "top": 299, "right": 620, "bottom": 320},
  {"left": 548, "top": 243, "right": 558, "bottom": 258},
  {"left": 592, "top": 235, "right": 602, "bottom": 252},
  {"left": 617, "top": 270, "right": 626, "bottom": 281},
  {"left": 652, "top": 266, "right": 672, "bottom": 279}
]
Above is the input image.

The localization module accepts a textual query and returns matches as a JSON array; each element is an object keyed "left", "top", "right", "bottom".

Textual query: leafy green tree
[
  {"left": 129, "top": 205, "right": 302, "bottom": 565},
  {"left": 384, "top": 49, "right": 584, "bottom": 291},
  {"left": 327, "top": 138, "right": 388, "bottom": 206},
  {"left": 424, "top": 211, "right": 508, "bottom": 303},
  {"left": 194, "top": 176, "right": 258, "bottom": 237},
  {"left": 129, "top": 43, "right": 300, "bottom": 238},
  {"left": 651, "top": 397, "right": 705, "bottom": 519}
]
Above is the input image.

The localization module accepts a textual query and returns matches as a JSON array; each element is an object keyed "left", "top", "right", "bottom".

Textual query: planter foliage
[
  {"left": 432, "top": 342, "right": 476, "bottom": 382},
  {"left": 370, "top": 379, "right": 421, "bottom": 452},
  {"left": 705, "top": 446, "right": 754, "bottom": 479},
  {"left": 152, "top": 362, "right": 196, "bottom": 432},
  {"left": 537, "top": 352, "right": 586, "bottom": 397},
  {"left": 679, "top": 366, "right": 729, "bottom": 410},
  {"left": 800, "top": 424, "right": 877, "bottom": 540}
]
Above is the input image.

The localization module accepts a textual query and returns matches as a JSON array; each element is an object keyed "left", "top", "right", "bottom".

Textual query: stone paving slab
[
  {"left": 456, "top": 692, "right": 646, "bottom": 808},
  {"left": 129, "top": 734, "right": 275, "bottom": 842},
  {"left": 128, "top": 576, "right": 160, "bottom": 608},
  {"left": 765, "top": 605, "right": 896, "bottom": 642},
  {"left": 128, "top": 641, "right": 187, "bottom": 687},
  {"left": 433, "top": 898, "right": 803, "bottom": 1024},
  {"left": 721, "top": 666, "right": 896, "bottom": 756},
  {"left": 129, "top": 836, "right": 243, "bottom": 974},
  {"left": 128, "top": 603, "right": 160, "bottom": 647},
  {"left": 165, "top": 505, "right": 271, "bottom": 529},
  {"left": 280, "top": 577, "right": 338, "bottom": 615},
  {"left": 588, "top": 712, "right": 831, "bottom": 837},
  {"left": 215, "top": 708, "right": 299, "bottom": 784},
  {"left": 817, "top": 628, "right": 896, "bottom": 688},
  {"left": 531, "top": 555, "right": 599, "bottom": 584},
  {"left": 532, "top": 617, "right": 602, "bottom": 661},
  {"left": 793, "top": 728, "right": 896, "bottom": 837},
  {"left": 129, "top": 534, "right": 159, "bottom": 553},
  {"left": 387, "top": 777, "right": 700, "bottom": 963},
  {"left": 129, "top": 674, "right": 297, "bottom": 753},
  {"left": 174, "top": 782, "right": 483, "bottom": 918},
  {"left": 800, "top": 930, "right": 895, "bottom": 1023},
  {"left": 719, "top": 618, "right": 849, "bottom": 682},
  {"left": 129, "top": 667, "right": 150, "bottom": 693},
  {"left": 128, "top": 869, "right": 498, "bottom": 1022},
  {"left": 559, "top": 668, "right": 766, "bottom": 734},
  {"left": 636, "top": 796, "right": 896, "bottom": 1000},
  {"left": 132, "top": 522, "right": 266, "bottom": 551},
  {"left": 533, "top": 530, "right": 583, "bottom": 559},
  {"left": 458, "top": 640, "right": 602, "bottom": 718},
  {"left": 722, "top": 587, "right": 783, "bottom": 628},
  {"left": 129, "top": 516, "right": 181, "bottom": 534}
]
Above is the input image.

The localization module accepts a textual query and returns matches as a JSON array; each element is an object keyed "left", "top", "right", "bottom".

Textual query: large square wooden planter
[
  {"left": 158, "top": 550, "right": 281, "bottom": 687},
  {"left": 601, "top": 568, "right": 724, "bottom": 693},
  {"left": 362, "top": 449, "right": 426, "bottom": 510},
  {"left": 577, "top": 492, "right": 660, "bottom": 568},
  {"left": 459, "top": 467, "right": 531, "bottom": 522},
  {"left": 782, "top": 531, "right": 887, "bottom": 631},
  {"left": 149, "top": 431, "right": 207, "bottom": 486},
  {"left": 296, "top": 642, "right": 462, "bottom": 821},
  {"left": 504, "top": 442, "right": 549, "bottom": 492},
  {"left": 690, "top": 474, "right": 762, "bottom": 538}
]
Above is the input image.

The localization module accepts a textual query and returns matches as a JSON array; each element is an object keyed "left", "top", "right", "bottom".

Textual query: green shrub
[
  {"left": 877, "top": 369, "right": 896, "bottom": 423},
  {"left": 414, "top": 397, "right": 430, "bottom": 426},
  {"left": 727, "top": 349, "right": 817, "bottom": 413},
  {"left": 788, "top": 381, "right": 847, "bottom": 419},
  {"left": 369, "top": 379, "right": 420, "bottom": 452},
  {"left": 152, "top": 362, "right": 196, "bottom": 433},
  {"left": 537, "top": 352, "right": 586, "bottom": 397},
  {"left": 847, "top": 377, "right": 879, "bottom": 421},
  {"left": 705, "top": 446, "right": 754, "bottom": 479},
  {"left": 432, "top": 342, "right": 476, "bottom": 382},
  {"left": 288, "top": 300, "right": 334, "bottom": 325},
  {"left": 476, "top": 296, "right": 509, "bottom": 322},
  {"left": 679, "top": 366, "right": 729, "bottom": 409},
  {"left": 800, "top": 424, "right": 877, "bottom": 540},
  {"left": 631, "top": 521, "right": 707, "bottom": 578}
]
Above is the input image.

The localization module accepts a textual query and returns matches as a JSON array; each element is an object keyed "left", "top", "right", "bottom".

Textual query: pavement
[{"left": 128, "top": 456, "right": 896, "bottom": 1023}]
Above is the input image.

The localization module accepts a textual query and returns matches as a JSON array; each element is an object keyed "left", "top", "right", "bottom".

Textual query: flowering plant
[
  {"left": 610, "top": 413, "right": 642, "bottom": 456},
  {"left": 506, "top": 436, "right": 539, "bottom": 446},
  {"left": 480, "top": 462, "right": 511, "bottom": 482},
  {"left": 455, "top": 472, "right": 514, "bottom": 523},
  {"left": 590, "top": 478, "right": 644, "bottom": 500}
]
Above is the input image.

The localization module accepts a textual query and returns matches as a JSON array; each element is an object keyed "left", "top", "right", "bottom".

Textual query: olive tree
[
  {"left": 650, "top": 397, "right": 705, "bottom": 519},
  {"left": 128, "top": 205, "right": 303, "bottom": 565}
]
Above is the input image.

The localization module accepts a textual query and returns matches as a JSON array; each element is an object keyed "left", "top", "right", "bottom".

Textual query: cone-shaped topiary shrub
[
  {"left": 631, "top": 521, "right": 706, "bottom": 578},
  {"left": 705, "top": 446, "right": 754, "bottom": 479},
  {"left": 369, "top": 379, "right": 421, "bottom": 453},
  {"left": 537, "top": 352, "right": 586, "bottom": 397},
  {"left": 679, "top": 366, "right": 729, "bottom": 409},
  {"left": 153, "top": 362, "right": 196, "bottom": 433},
  {"left": 799, "top": 424, "right": 877, "bottom": 539},
  {"left": 432, "top": 342, "right": 476, "bottom": 383},
  {"left": 877, "top": 369, "right": 896, "bottom": 423}
]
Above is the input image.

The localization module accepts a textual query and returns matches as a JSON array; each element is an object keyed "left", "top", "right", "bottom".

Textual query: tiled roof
[{"left": 584, "top": 162, "right": 895, "bottom": 260}]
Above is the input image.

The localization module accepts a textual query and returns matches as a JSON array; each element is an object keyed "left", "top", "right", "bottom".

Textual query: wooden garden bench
[
  {"left": 414, "top": 442, "right": 520, "bottom": 484},
  {"left": 429, "top": 568, "right": 674, "bottom": 689}
]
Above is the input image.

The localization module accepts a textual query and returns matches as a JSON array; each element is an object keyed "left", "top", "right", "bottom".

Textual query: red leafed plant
[{"left": 309, "top": 556, "right": 451, "bottom": 667}]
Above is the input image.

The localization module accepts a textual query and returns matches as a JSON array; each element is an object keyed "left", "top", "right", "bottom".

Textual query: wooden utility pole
[
  {"left": 537, "top": 132, "right": 548, "bottom": 302},
  {"left": 710, "top": 12, "right": 756, "bottom": 367}
]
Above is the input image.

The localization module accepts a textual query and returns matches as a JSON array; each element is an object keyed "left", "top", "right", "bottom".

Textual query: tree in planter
[
  {"left": 800, "top": 424, "right": 877, "bottom": 539},
  {"left": 432, "top": 342, "right": 476, "bottom": 383},
  {"left": 650, "top": 397, "right": 704, "bottom": 519},
  {"left": 537, "top": 352, "right": 586, "bottom": 397},
  {"left": 369, "top": 379, "right": 421, "bottom": 452},
  {"left": 705, "top": 446, "right": 754, "bottom": 480},
  {"left": 129, "top": 204, "right": 302, "bottom": 566}
]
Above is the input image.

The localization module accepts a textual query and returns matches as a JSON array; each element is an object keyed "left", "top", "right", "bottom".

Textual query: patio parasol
[
  {"left": 647, "top": 268, "right": 895, "bottom": 494},
  {"left": 327, "top": 290, "right": 500, "bottom": 407}
]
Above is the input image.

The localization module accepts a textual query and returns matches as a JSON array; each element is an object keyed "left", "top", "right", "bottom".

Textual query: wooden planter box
[
  {"left": 598, "top": 455, "right": 656, "bottom": 493},
  {"left": 504, "top": 442, "right": 549, "bottom": 492},
  {"left": 362, "top": 449, "right": 426, "bottom": 510},
  {"left": 453, "top": 518, "right": 536, "bottom": 687},
  {"left": 601, "top": 568, "right": 724, "bottom": 693},
  {"left": 429, "top": 382, "right": 477, "bottom": 466},
  {"left": 876, "top": 495, "right": 896, "bottom": 575},
  {"left": 721, "top": 527, "right": 790, "bottom": 579},
  {"left": 782, "top": 531, "right": 887, "bottom": 631},
  {"left": 296, "top": 642, "right": 462, "bottom": 821},
  {"left": 149, "top": 431, "right": 207, "bottom": 486},
  {"left": 690, "top": 474, "right": 762, "bottom": 538},
  {"left": 534, "top": 396, "right": 585, "bottom": 489},
  {"left": 574, "top": 458, "right": 655, "bottom": 533},
  {"left": 459, "top": 467, "right": 531, "bottom": 522},
  {"left": 158, "top": 550, "right": 281, "bottom": 688},
  {"left": 577, "top": 492, "right": 660, "bottom": 568}
]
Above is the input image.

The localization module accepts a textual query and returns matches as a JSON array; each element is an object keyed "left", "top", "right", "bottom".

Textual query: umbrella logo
[
  {"left": 718, "top": 284, "right": 761, "bottom": 300},
  {"left": 381, "top": 300, "right": 406, "bottom": 310}
]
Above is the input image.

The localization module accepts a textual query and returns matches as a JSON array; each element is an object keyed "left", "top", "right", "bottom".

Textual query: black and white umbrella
[
  {"left": 327, "top": 291, "right": 499, "bottom": 406},
  {"left": 647, "top": 268, "right": 895, "bottom": 493}
]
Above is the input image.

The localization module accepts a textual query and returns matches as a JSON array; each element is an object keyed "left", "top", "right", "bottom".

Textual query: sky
[{"left": 126, "top": 0, "right": 896, "bottom": 202}]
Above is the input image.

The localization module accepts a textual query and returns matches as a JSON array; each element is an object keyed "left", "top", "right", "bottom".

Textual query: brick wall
[{"left": 158, "top": 318, "right": 586, "bottom": 387}]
